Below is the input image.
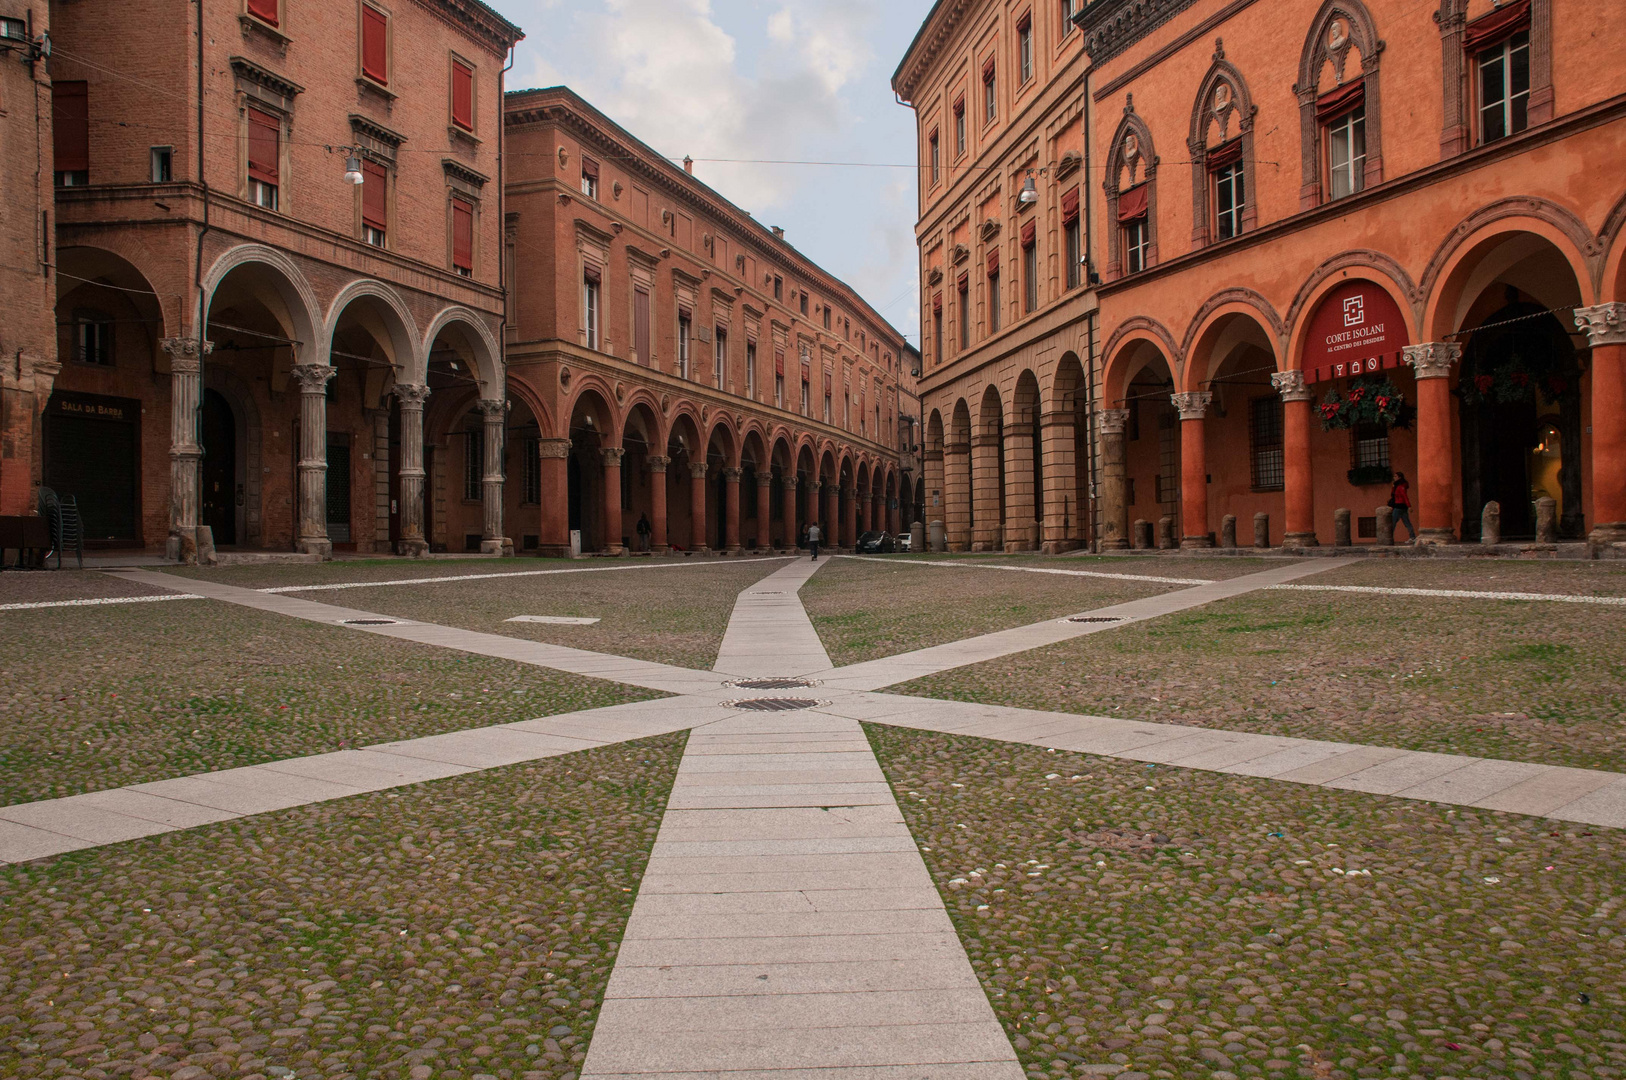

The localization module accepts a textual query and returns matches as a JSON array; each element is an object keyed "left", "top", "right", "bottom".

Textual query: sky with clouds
[{"left": 495, "top": 0, "right": 936, "bottom": 348}]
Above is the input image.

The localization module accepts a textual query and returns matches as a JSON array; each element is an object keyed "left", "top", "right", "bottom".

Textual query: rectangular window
[
  {"left": 1214, "top": 159, "right": 1245, "bottom": 239},
  {"left": 747, "top": 340, "right": 757, "bottom": 398},
  {"left": 929, "top": 130, "right": 940, "bottom": 184},
  {"left": 583, "top": 271, "right": 600, "bottom": 350},
  {"left": 823, "top": 391, "right": 832, "bottom": 424},
  {"left": 247, "top": 107, "right": 280, "bottom": 210},
  {"left": 463, "top": 427, "right": 483, "bottom": 502},
  {"left": 248, "top": 0, "right": 279, "bottom": 26},
  {"left": 522, "top": 434, "right": 541, "bottom": 504},
  {"left": 1249, "top": 396, "right": 1285, "bottom": 491},
  {"left": 1061, "top": 0, "right": 1077, "bottom": 35},
  {"left": 954, "top": 98, "right": 966, "bottom": 156},
  {"left": 983, "top": 62, "right": 996, "bottom": 123},
  {"left": 988, "top": 271, "right": 1001, "bottom": 333},
  {"left": 775, "top": 374, "right": 784, "bottom": 409},
  {"left": 75, "top": 313, "right": 112, "bottom": 365},
  {"left": 361, "top": 5, "right": 389, "bottom": 85},
  {"left": 844, "top": 393, "right": 851, "bottom": 430},
  {"left": 822, "top": 306, "right": 832, "bottom": 331},
  {"left": 633, "top": 286, "right": 651, "bottom": 364},
  {"left": 1018, "top": 15, "right": 1033, "bottom": 84},
  {"left": 678, "top": 313, "right": 691, "bottom": 378},
  {"left": 450, "top": 58, "right": 474, "bottom": 131},
  {"left": 1064, "top": 191, "right": 1082, "bottom": 290},
  {"left": 933, "top": 305, "right": 943, "bottom": 366},
  {"left": 1326, "top": 105, "right": 1366, "bottom": 200},
  {"left": 1478, "top": 30, "right": 1530, "bottom": 144},
  {"left": 150, "top": 146, "right": 173, "bottom": 183},
  {"left": 773, "top": 276, "right": 783, "bottom": 301},
  {"left": 714, "top": 326, "right": 727, "bottom": 389},
  {"left": 1022, "top": 239, "right": 1038, "bottom": 313},
  {"left": 1124, "top": 219, "right": 1149, "bottom": 274},
  {"left": 581, "top": 156, "right": 600, "bottom": 199},
  {"left": 1352, "top": 422, "right": 1391, "bottom": 471},
  {"left": 799, "top": 292, "right": 808, "bottom": 316},
  {"left": 958, "top": 277, "right": 970, "bottom": 348},
  {"left": 52, "top": 81, "right": 89, "bottom": 186},
  {"left": 801, "top": 379, "right": 810, "bottom": 415},
  {"left": 451, "top": 196, "right": 474, "bottom": 276},
  {"left": 362, "top": 159, "right": 387, "bottom": 247}
]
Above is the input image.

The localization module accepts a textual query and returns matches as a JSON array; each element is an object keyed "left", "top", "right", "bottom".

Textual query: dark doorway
[
  {"left": 327, "top": 432, "right": 352, "bottom": 545},
  {"left": 567, "top": 452, "right": 586, "bottom": 550},
  {"left": 201, "top": 389, "right": 236, "bottom": 545},
  {"left": 388, "top": 402, "right": 401, "bottom": 547},
  {"left": 43, "top": 392, "right": 141, "bottom": 544}
]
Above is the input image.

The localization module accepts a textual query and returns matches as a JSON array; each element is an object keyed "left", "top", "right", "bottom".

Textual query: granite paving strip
[
  {"left": 713, "top": 555, "right": 834, "bottom": 678},
  {"left": 817, "top": 557, "right": 1357, "bottom": 691}
]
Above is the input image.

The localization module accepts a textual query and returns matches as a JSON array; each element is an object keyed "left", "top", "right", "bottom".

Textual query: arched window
[
  {"left": 1188, "top": 41, "right": 1258, "bottom": 247},
  {"left": 1103, "top": 97, "right": 1158, "bottom": 280},
  {"left": 1436, "top": 0, "right": 1552, "bottom": 156},
  {"left": 1294, "top": 0, "right": 1383, "bottom": 209}
]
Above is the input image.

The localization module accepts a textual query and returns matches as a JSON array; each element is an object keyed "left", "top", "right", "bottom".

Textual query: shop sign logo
[{"left": 1343, "top": 295, "right": 1366, "bottom": 327}]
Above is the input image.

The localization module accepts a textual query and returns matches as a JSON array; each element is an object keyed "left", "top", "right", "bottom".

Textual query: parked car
[
  {"left": 895, "top": 531, "right": 913, "bottom": 552},
  {"left": 855, "top": 530, "right": 895, "bottom": 554}
]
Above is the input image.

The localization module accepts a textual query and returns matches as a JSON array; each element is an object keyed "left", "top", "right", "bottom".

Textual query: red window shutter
[
  {"left": 52, "top": 82, "right": 90, "bottom": 173},
  {"left": 247, "top": 108, "right": 280, "bottom": 185},
  {"left": 775, "top": 349, "right": 785, "bottom": 376},
  {"left": 986, "top": 247, "right": 1000, "bottom": 274},
  {"left": 634, "top": 287, "right": 651, "bottom": 363},
  {"left": 1016, "top": 10, "right": 1032, "bottom": 32},
  {"left": 1117, "top": 182, "right": 1148, "bottom": 222},
  {"left": 1020, "top": 219, "right": 1037, "bottom": 248},
  {"left": 1060, "top": 186, "right": 1080, "bottom": 223},
  {"left": 361, "top": 161, "right": 387, "bottom": 228},
  {"left": 581, "top": 156, "right": 601, "bottom": 181},
  {"left": 958, "top": 272, "right": 969, "bottom": 293},
  {"left": 247, "top": 0, "right": 278, "bottom": 27},
  {"left": 362, "top": 6, "right": 388, "bottom": 84},
  {"left": 451, "top": 198, "right": 473, "bottom": 270},
  {"left": 583, "top": 262, "right": 602, "bottom": 285},
  {"left": 1206, "top": 138, "right": 1243, "bottom": 170},
  {"left": 451, "top": 59, "right": 474, "bottom": 131},
  {"left": 982, "top": 57, "right": 996, "bottom": 81},
  {"left": 932, "top": 292, "right": 943, "bottom": 313},
  {"left": 953, "top": 96, "right": 964, "bottom": 117},
  {"left": 1315, "top": 79, "right": 1365, "bottom": 122},
  {"left": 1464, "top": 0, "right": 1530, "bottom": 49}
]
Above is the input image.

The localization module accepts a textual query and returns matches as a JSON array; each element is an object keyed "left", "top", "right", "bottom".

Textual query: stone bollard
[
  {"left": 1157, "top": 515, "right": 1177, "bottom": 550},
  {"left": 195, "top": 525, "right": 219, "bottom": 567},
  {"left": 911, "top": 520, "right": 926, "bottom": 554},
  {"left": 1220, "top": 515, "right": 1237, "bottom": 549},
  {"left": 928, "top": 519, "right": 947, "bottom": 553},
  {"left": 1253, "top": 512, "right": 1270, "bottom": 549},
  {"left": 1333, "top": 508, "right": 1352, "bottom": 547},
  {"left": 1481, "top": 501, "right": 1501, "bottom": 546},
  {"left": 1376, "top": 506, "right": 1394, "bottom": 546},
  {"left": 1133, "top": 518, "right": 1153, "bottom": 550},
  {"left": 1535, "top": 497, "right": 1557, "bottom": 544}
]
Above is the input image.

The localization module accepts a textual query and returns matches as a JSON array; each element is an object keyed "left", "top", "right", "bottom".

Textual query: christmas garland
[
  {"left": 1318, "top": 375, "right": 1414, "bottom": 432},
  {"left": 1456, "top": 353, "right": 1571, "bottom": 407}
]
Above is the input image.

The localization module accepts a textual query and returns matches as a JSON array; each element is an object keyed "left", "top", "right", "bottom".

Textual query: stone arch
[
  {"left": 1103, "top": 99, "right": 1160, "bottom": 279},
  {"left": 705, "top": 414, "right": 740, "bottom": 468},
  {"left": 1285, "top": 256, "right": 1420, "bottom": 367},
  {"left": 1295, "top": 0, "right": 1385, "bottom": 207},
  {"left": 1601, "top": 188, "right": 1626, "bottom": 303},
  {"left": 1188, "top": 42, "right": 1259, "bottom": 245},
  {"left": 1102, "top": 317, "right": 1183, "bottom": 403},
  {"left": 1182, "top": 288, "right": 1286, "bottom": 370},
  {"left": 423, "top": 306, "right": 502, "bottom": 400},
  {"left": 1184, "top": 302, "right": 1284, "bottom": 392},
  {"left": 504, "top": 375, "right": 558, "bottom": 442},
  {"left": 201, "top": 244, "right": 322, "bottom": 358},
  {"left": 973, "top": 385, "right": 1006, "bottom": 550},
  {"left": 620, "top": 387, "right": 668, "bottom": 446},
  {"left": 323, "top": 279, "right": 421, "bottom": 387}
]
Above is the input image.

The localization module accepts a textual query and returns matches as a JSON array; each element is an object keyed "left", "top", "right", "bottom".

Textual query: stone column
[
  {"left": 1038, "top": 410, "right": 1079, "bottom": 553},
  {"left": 689, "top": 461, "right": 709, "bottom": 552},
  {"left": 291, "top": 363, "right": 336, "bottom": 558},
  {"left": 1097, "top": 408, "right": 1130, "bottom": 550},
  {"left": 601, "top": 446, "right": 625, "bottom": 555},
  {"left": 823, "top": 482, "right": 840, "bottom": 547},
  {"left": 722, "top": 466, "right": 743, "bottom": 552},
  {"left": 647, "top": 455, "right": 670, "bottom": 552},
  {"left": 756, "top": 472, "right": 773, "bottom": 550},
  {"left": 782, "top": 474, "right": 799, "bottom": 548},
  {"left": 1403, "top": 343, "right": 1463, "bottom": 544},
  {"left": 943, "top": 439, "right": 972, "bottom": 551},
  {"left": 1576, "top": 304, "right": 1626, "bottom": 541},
  {"left": 393, "top": 383, "right": 431, "bottom": 556},
  {"left": 538, "top": 438, "right": 571, "bottom": 556},
  {"left": 1271, "top": 370, "right": 1318, "bottom": 546},
  {"left": 970, "top": 432, "right": 1002, "bottom": 552},
  {"left": 163, "top": 337, "right": 211, "bottom": 562},
  {"left": 874, "top": 490, "right": 887, "bottom": 536},
  {"left": 478, "top": 398, "right": 509, "bottom": 555},
  {"left": 1172, "top": 392, "right": 1213, "bottom": 548},
  {"left": 1003, "top": 416, "right": 1037, "bottom": 551}
]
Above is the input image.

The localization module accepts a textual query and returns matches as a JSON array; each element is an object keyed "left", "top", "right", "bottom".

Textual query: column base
[
  {"left": 1041, "top": 539, "right": 1084, "bottom": 554},
  {"left": 479, "top": 537, "right": 512, "bottom": 556},
  {"left": 397, "top": 538, "right": 429, "bottom": 558},
  {"left": 946, "top": 541, "right": 969, "bottom": 553},
  {"left": 1283, "top": 532, "right": 1320, "bottom": 548},
  {"left": 195, "top": 526, "right": 218, "bottom": 566},
  {"left": 1589, "top": 522, "right": 1626, "bottom": 544},
  {"left": 167, "top": 531, "right": 196, "bottom": 564},
  {"left": 1096, "top": 538, "right": 1129, "bottom": 551},
  {"left": 1180, "top": 535, "right": 1214, "bottom": 549},
  {"left": 297, "top": 538, "right": 333, "bottom": 559},
  {"left": 537, "top": 544, "right": 571, "bottom": 558},
  {"left": 1417, "top": 528, "right": 1455, "bottom": 545}
]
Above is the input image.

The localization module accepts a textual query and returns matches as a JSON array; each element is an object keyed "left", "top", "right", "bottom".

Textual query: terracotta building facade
[
  {"left": 898, "top": 0, "right": 1626, "bottom": 550},
  {"left": 500, "top": 87, "right": 915, "bottom": 557},
  {"left": 21, "top": 0, "right": 521, "bottom": 558}
]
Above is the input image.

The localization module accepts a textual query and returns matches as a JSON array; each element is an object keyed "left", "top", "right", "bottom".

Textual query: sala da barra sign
[{"left": 1303, "top": 280, "right": 1410, "bottom": 384}]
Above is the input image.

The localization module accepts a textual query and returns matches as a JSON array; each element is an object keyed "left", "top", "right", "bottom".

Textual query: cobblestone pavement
[
  {"left": 1312, "top": 559, "right": 1626, "bottom": 597},
  {"left": 895, "top": 588, "right": 1626, "bottom": 772},
  {"left": 0, "top": 601, "right": 656, "bottom": 807},
  {"left": 867, "top": 724, "right": 1626, "bottom": 1080},
  {"left": 0, "top": 571, "right": 183, "bottom": 605},
  {"left": 0, "top": 731, "right": 685, "bottom": 1080}
]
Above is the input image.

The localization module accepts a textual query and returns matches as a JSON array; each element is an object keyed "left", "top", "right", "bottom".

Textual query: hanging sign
[{"left": 1303, "top": 280, "right": 1410, "bottom": 384}]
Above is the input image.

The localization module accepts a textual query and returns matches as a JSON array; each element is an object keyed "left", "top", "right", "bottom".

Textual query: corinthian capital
[
  {"left": 392, "top": 383, "right": 432, "bottom": 408},
  {"left": 1402, "top": 342, "right": 1462, "bottom": 380},
  {"left": 1099, "top": 408, "right": 1130, "bottom": 436},
  {"left": 162, "top": 336, "right": 214, "bottom": 373},
  {"left": 722, "top": 467, "right": 743, "bottom": 482},
  {"left": 290, "top": 363, "right": 336, "bottom": 393},
  {"left": 1270, "top": 369, "right": 1314, "bottom": 403},
  {"left": 601, "top": 446, "right": 626, "bottom": 465},
  {"left": 476, "top": 398, "right": 506, "bottom": 419},
  {"left": 1171, "top": 391, "right": 1213, "bottom": 420},
  {"left": 1575, "top": 303, "right": 1626, "bottom": 348},
  {"left": 646, "top": 454, "right": 670, "bottom": 472}
]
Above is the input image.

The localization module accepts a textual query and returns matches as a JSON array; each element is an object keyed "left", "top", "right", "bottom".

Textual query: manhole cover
[
  {"left": 725, "top": 698, "right": 826, "bottom": 712},
  {"left": 341, "top": 618, "right": 399, "bottom": 626},
  {"left": 1065, "top": 615, "right": 1124, "bottom": 624},
  {"left": 730, "top": 677, "right": 821, "bottom": 690}
]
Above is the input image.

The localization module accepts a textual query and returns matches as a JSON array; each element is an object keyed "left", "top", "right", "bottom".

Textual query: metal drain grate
[
  {"left": 725, "top": 698, "right": 826, "bottom": 712},
  {"left": 341, "top": 618, "right": 399, "bottom": 626},
  {"left": 731, "top": 677, "right": 820, "bottom": 690},
  {"left": 752, "top": 591, "right": 785, "bottom": 595},
  {"left": 1066, "top": 615, "right": 1124, "bottom": 624}
]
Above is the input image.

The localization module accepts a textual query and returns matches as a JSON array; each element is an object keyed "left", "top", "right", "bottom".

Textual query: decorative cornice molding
[
  {"left": 350, "top": 114, "right": 407, "bottom": 149},
  {"left": 1079, "top": 0, "right": 1201, "bottom": 65},
  {"left": 891, "top": 0, "right": 979, "bottom": 102},
  {"left": 442, "top": 159, "right": 490, "bottom": 189},
  {"left": 228, "top": 57, "right": 304, "bottom": 101}
]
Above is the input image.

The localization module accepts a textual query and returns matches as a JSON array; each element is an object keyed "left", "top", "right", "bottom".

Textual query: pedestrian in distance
[
  {"left": 806, "top": 521, "right": 821, "bottom": 561},
  {"left": 1389, "top": 471, "right": 1416, "bottom": 543},
  {"left": 635, "top": 512, "right": 652, "bottom": 552}
]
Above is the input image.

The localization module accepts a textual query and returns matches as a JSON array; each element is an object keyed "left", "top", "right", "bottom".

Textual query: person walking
[
  {"left": 635, "top": 512, "right": 652, "bottom": 553},
  {"left": 1389, "top": 471, "right": 1416, "bottom": 543},
  {"left": 806, "top": 521, "right": 821, "bottom": 561}
]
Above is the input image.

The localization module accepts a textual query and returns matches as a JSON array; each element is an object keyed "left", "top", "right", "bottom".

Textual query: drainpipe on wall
[
  {"left": 1082, "top": 71, "right": 1101, "bottom": 552},
  {"left": 194, "top": 0, "right": 209, "bottom": 380}
]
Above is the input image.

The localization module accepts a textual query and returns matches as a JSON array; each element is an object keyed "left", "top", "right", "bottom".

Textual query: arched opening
[
  {"left": 1114, "top": 345, "right": 1178, "bottom": 546},
  {"left": 1051, "top": 353, "right": 1088, "bottom": 550},
  {"left": 666, "top": 412, "right": 704, "bottom": 552},
  {"left": 565, "top": 390, "right": 614, "bottom": 553},
  {"left": 1190, "top": 313, "right": 1289, "bottom": 545},
  {"left": 621, "top": 402, "right": 661, "bottom": 553},
  {"left": 1010, "top": 370, "right": 1042, "bottom": 551},
  {"left": 504, "top": 392, "right": 545, "bottom": 553},
  {"left": 329, "top": 291, "right": 412, "bottom": 552},
  {"left": 947, "top": 400, "right": 973, "bottom": 550},
  {"left": 200, "top": 389, "right": 236, "bottom": 545}
]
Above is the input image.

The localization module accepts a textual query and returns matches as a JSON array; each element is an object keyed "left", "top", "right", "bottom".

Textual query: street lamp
[
  {"left": 344, "top": 156, "right": 365, "bottom": 186},
  {"left": 1018, "top": 171, "right": 1038, "bottom": 204}
]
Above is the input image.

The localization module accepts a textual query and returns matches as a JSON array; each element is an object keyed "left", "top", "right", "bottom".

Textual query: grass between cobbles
[
  {"left": 0, "top": 572, "right": 181, "bottom": 605},
  {"left": 865, "top": 724, "right": 1626, "bottom": 1080},
  {"left": 0, "top": 731, "right": 686, "bottom": 1080},
  {"left": 865, "top": 553, "right": 1278, "bottom": 580},
  {"left": 1309, "top": 559, "right": 1626, "bottom": 598},
  {"left": 800, "top": 557, "right": 1186, "bottom": 666},
  {"left": 895, "top": 589, "right": 1626, "bottom": 772},
  {"left": 0, "top": 603, "right": 659, "bottom": 807}
]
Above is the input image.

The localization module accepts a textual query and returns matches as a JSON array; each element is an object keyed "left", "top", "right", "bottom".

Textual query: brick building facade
[
  {"left": 500, "top": 87, "right": 915, "bottom": 556},
  {"left": 897, "top": 0, "right": 1626, "bottom": 550}
]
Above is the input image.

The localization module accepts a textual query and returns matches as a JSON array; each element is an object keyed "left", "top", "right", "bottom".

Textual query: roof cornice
[
  {"left": 408, "top": 0, "right": 524, "bottom": 57},
  {"left": 892, "top": 0, "right": 978, "bottom": 103},
  {"left": 1077, "top": 0, "right": 1199, "bottom": 64}
]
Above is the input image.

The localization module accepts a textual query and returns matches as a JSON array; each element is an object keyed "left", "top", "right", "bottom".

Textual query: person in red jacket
[{"left": 1389, "top": 472, "right": 1416, "bottom": 543}]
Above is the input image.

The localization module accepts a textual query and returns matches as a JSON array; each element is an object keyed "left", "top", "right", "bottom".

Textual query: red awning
[
  {"left": 1020, "top": 219, "right": 1036, "bottom": 247},
  {"left": 775, "top": 349, "right": 785, "bottom": 376},
  {"left": 982, "top": 56, "right": 995, "bottom": 81},
  {"left": 1060, "top": 187, "right": 1080, "bottom": 224},
  {"left": 1116, "top": 183, "right": 1148, "bottom": 222},
  {"left": 362, "top": 161, "right": 386, "bottom": 229},
  {"left": 1315, "top": 79, "right": 1365, "bottom": 122},
  {"left": 957, "top": 272, "right": 969, "bottom": 292},
  {"left": 581, "top": 156, "right": 600, "bottom": 180},
  {"left": 932, "top": 292, "right": 943, "bottom": 313},
  {"left": 1206, "top": 138, "right": 1243, "bottom": 170},
  {"left": 986, "top": 247, "right": 1000, "bottom": 274},
  {"left": 1464, "top": 0, "right": 1530, "bottom": 49}
]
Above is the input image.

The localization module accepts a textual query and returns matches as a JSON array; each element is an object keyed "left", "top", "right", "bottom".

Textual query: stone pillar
[
  {"left": 1536, "top": 496, "right": 1557, "bottom": 544},
  {"left": 1403, "top": 343, "right": 1463, "bottom": 544},
  {"left": 538, "top": 438, "right": 571, "bottom": 556},
  {"left": 1253, "top": 512, "right": 1270, "bottom": 548},
  {"left": 722, "top": 466, "right": 743, "bottom": 552},
  {"left": 970, "top": 433, "right": 1002, "bottom": 552},
  {"left": 163, "top": 337, "right": 211, "bottom": 562},
  {"left": 756, "top": 472, "right": 773, "bottom": 550},
  {"left": 291, "top": 363, "right": 336, "bottom": 558},
  {"left": 647, "top": 455, "right": 670, "bottom": 552},
  {"left": 823, "top": 482, "right": 840, "bottom": 548},
  {"left": 1333, "top": 507, "right": 1351, "bottom": 547},
  {"left": 1172, "top": 392, "right": 1212, "bottom": 547},
  {"left": 1096, "top": 408, "right": 1130, "bottom": 551},
  {"left": 1576, "top": 304, "right": 1626, "bottom": 541},
  {"left": 689, "top": 461, "right": 709, "bottom": 553},
  {"left": 1272, "top": 370, "right": 1317, "bottom": 546},
  {"left": 1376, "top": 506, "right": 1393, "bottom": 546},
  {"left": 875, "top": 490, "right": 887, "bottom": 536},
  {"left": 1003, "top": 417, "right": 1037, "bottom": 551},
  {"left": 943, "top": 439, "right": 971, "bottom": 551},
  {"left": 1157, "top": 515, "right": 1176, "bottom": 549},
  {"left": 1481, "top": 501, "right": 1501, "bottom": 546},
  {"left": 478, "top": 399, "right": 509, "bottom": 555},
  {"left": 1220, "top": 515, "right": 1236, "bottom": 548},
  {"left": 601, "top": 446, "right": 625, "bottom": 555},
  {"left": 781, "top": 474, "right": 799, "bottom": 548},
  {"left": 393, "top": 383, "right": 431, "bottom": 556}
]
